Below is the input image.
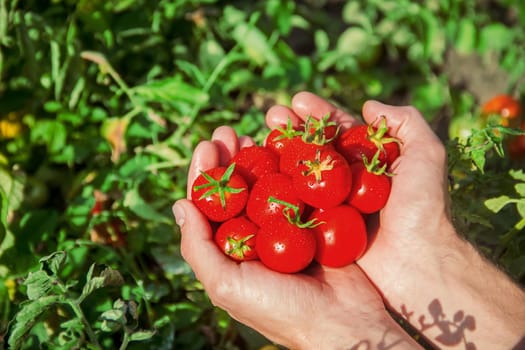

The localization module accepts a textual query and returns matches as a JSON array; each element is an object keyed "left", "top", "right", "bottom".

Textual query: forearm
[{"left": 385, "top": 223, "right": 525, "bottom": 349}]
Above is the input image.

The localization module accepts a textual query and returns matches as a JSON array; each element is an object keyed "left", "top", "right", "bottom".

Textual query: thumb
[{"left": 172, "top": 199, "right": 232, "bottom": 282}]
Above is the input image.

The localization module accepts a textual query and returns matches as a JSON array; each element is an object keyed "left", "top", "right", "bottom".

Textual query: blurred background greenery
[{"left": 1, "top": 0, "right": 524, "bottom": 349}]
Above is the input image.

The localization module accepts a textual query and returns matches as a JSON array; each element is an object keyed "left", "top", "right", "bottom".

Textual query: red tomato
[
  {"left": 336, "top": 118, "right": 400, "bottom": 167},
  {"left": 303, "top": 114, "right": 339, "bottom": 144},
  {"left": 279, "top": 137, "right": 334, "bottom": 177},
  {"left": 347, "top": 161, "right": 391, "bottom": 214},
  {"left": 292, "top": 148, "right": 352, "bottom": 209},
  {"left": 246, "top": 172, "right": 304, "bottom": 227},
  {"left": 256, "top": 220, "right": 316, "bottom": 273},
  {"left": 481, "top": 94, "right": 521, "bottom": 128},
  {"left": 191, "top": 163, "right": 249, "bottom": 222},
  {"left": 309, "top": 205, "right": 367, "bottom": 268},
  {"left": 230, "top": 145, "right": 279, "bottom": 188},
  {"left": 507, "top": 121, "right": 525, "bottom": 160},
  {"left": 214, "top": 216, "right": 259, "bottom": 262},
  {"left": 265, "top": 122, "right": 301, "bottom": 156}
]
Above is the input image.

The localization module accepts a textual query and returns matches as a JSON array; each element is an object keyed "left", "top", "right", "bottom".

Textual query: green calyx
[
  {"left": 272, "top": 118, "right": 301, "bottom": 142},
  {"left": 267, "top": 196, "right": 323, "bottom": 228},
  {"left": 362, "top": 150, "right": 394, "bottom": 177},
  {"left": 193, "top": 163, "right": 245, "bottom": 209},
  {"left": 302, "top": 113, "right": 340, "bottom": 145},
  {"left": 300, "top": 149, "right": 334, "bottom": 182},
  {"left": 367, "top": 116, "right": 401, "bottom": 154},
  {"left": 226, "top": 234, "right": 255, "bottom": 259}
]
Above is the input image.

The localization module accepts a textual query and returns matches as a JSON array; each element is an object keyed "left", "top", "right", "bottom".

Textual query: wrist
[
  {"left": 386, "top": 224, "right": 525, "bottom": 349},
  {"left": 296, "top": 309, "right": 422, "bottom": 350}
]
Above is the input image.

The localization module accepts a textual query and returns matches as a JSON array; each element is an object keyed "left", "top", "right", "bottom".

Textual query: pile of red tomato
[{"left": 191, "top": 115, "right": 400, "bottom": 273}]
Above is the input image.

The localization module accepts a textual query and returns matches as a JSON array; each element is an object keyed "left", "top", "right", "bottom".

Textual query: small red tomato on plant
[
  {"left": 214, "top": 216, "right": 259, "bottom": 262},
  {"left": 191, "top": 163, "right": 248, "bottom": 222},
  {"left": 293, "top": 148, "right": 352, "bottom": 209},
  {"left": 302, "top": 113, "right": 339, "bottom": 145},
  {"left": 309, "top": 205, "right": 367, "bottom": 268},
  {"left": 230, "top": 145, "right": 279, "bottom": 188},
  {"left": 481, "top": 94, "right": 521, "bottom": 128},
  {"left": 256, "top": 219, "right": 317, "bottom": 274},
  {"left": 507, "top": 121, "right": 525, "bottom": 161},
  {"left": 336, "top": 117, "right": 400, "bottom": 167},
  {"left": 246, "top": 172, "right": 304, "bottom": 227},
  {"left": 347, "top": 151, "right": 392, "bottom": 214}
]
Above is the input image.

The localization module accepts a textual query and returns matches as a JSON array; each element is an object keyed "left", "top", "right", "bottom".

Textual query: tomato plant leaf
[
  {"left": 24, "top": 270, "right": 55, "bottom": 300},
  {"left": 130, "top": 330, "right": 156, "bottom": 342},
  {"left": 484, "top": 195, "right": 513, "bottom": 213},
  {"left": 7, "top": 295, "right": 62, "bottom": 349},
  {"left": 79, "top": 265, "right": 123, "bottom": 302},
  {"left": 39, "top": 251, "right": 67, "bottom": 276}
]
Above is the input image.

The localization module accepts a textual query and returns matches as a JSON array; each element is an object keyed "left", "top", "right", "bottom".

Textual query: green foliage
[{"left": 0, "top": 0, "right": 525, "bottom": 348}]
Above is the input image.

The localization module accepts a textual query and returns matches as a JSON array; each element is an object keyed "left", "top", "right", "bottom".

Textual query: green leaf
[
  {"left": 39, "top": 251, "right": 67, "bottom": 276},
  {"left": 80, "top": 265, "right": 124, "bottom": 302},
  {"left": 30, "top": 120, "right": 67, "bottom": 154},
  {"left": 132, "top": 76, "right": 209, "bottom": 106},
  {"left": 455, "top": 18, "right": 477, "bottom": 54},
  {"left": 0, "top": 187, "right": 7, "bottom": 245},
  {"left": 470, "top": 148, "right": 487, "bottom": 173},
  {"left": 515, "top": 184, "right": 525, "bottom": 197},
  {"left": 517, "top": 201, "right": 525, "bottom": 219},
  {"left": 510, "top": 169, "right": 525, "bottom": 182},
  {"left": 8, "top": 295, "right": 62, "bottom": 349},
  {"left": 484, "top": 195, "right": 513, "bottom": 213},
  {"left": 24, "top": 270, "right": 55, "bottom": 300},
  {"left": 123, "top": 187, "right": 171, "bottom": 223},
  {"left": 478, "top": 23, "right": 514, "bottom": 53},
  {"left": 232, "top": 22, "right": 278, "bottom": 66},
  {"left": 130, "top": 330, "right": 156, "bottom": 342}
]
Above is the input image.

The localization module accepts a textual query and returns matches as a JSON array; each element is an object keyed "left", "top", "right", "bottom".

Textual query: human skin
[
  {"left": 173, "top": 91, "right": 525, "bottom": 349},
  {"left": 265, "top": 92, "right": 525, "bottom": 349}
]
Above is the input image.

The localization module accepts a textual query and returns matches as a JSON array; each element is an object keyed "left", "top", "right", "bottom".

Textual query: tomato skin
[
  {"left": 230, "top": 145, "right": 279, "bottom": 188},
  {"left": 481, "top": 94, "right": 521, "bottom": 128},
  {"left": 279, "top": 137, "right": 334, "bottom": 177},
  {"left": 265, "top": 127, "right": 300, "bottom": 156},
  {"left": 256, "top": 220, "right": 316, "bottom": 273},
  {"left": 246, "top": 173, "right": 304, "bottom": 227},
  {"left": 309, "top": 205, "right": 367, "bottom": 268},
  {"left": 347, "top": 162, "right": 391, "bottom": 214},
  {"left": 292, "top": 148, "right": 352, "bottom": 209},
  {"left": 507, "top": 121, "right": 525, "bottom": 161},
  {"left": 336, "top": 124, "right": 400, "bottom": 167},
  {"left": 214, "top": 216, "right": 259, "bottom": 262},
  {"left": 191, "top": 166, "right": 249, "bottom": 222}
]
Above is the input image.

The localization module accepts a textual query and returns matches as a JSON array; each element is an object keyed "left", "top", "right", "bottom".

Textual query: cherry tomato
[
  {"left": 246, "top": 172, "right": 304, "bottom": 227},
  {"left": 309, "top": 205, "right": 367, "bottom": 268},
  {"left": 336, "top": 117, "right": 400, "bottom": 167},
  {"left": 191, "top": 163, "right": 248, "bottom": 222},
  {"left": 347, "top": 161, "right": 391, "bottom": 214},
  {"left": 214, "top": 216, "right": 259, "bottom": 262},
  {"left": 481, "top": 94, "right": 521, "bottom": 128},
  {"left": 230, "top": 145, "right": 279, "bottom": 188},
  {"left": 256, "top": 220, "right": 316, "bottom": 273},
  {"left": 292, "top": 148, "right": 352, "bottom": 209}
]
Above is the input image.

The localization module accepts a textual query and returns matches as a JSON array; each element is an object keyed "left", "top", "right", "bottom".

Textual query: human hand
[
  {"left": 267, "top": 91, "right": 525, "bottom": 349},
  {"left": 172, "top": 127, "right": 422, "bottom": 349}
]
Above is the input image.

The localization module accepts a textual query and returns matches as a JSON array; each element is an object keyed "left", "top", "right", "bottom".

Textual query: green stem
[
  {"left": 67, "top": 300, "right": 102, "bottom": 350},
  {"left": 119, "top": 329, "right": 131, "bottom": 350}
]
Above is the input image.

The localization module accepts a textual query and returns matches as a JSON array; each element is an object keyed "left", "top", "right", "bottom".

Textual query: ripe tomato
[
  {"left": 481, "top": 94, "right": 521, "bottom": 128},
  {"left": 336, "top": 118, "right": 400, "bottom": 167},
  {"left": 191, "top": 163, "right": 249, "bottom": 222},
  {"left": 256, "top": 220, "right": 316, "bottom": 273},
  {"left": 302, "top": 114, "right": 339, "bottom": 145},
  {"left": 214, "top": 216, "right": 259, "bottom": 262},
  {"left": 507, "top": 120, "right": 525, "bottom": 161},
  {"left": 347, "top": 161, "right": 391, "bottom": 214},
  {"left": 230, "top": 145, "right": 279, "bottom": 188},
  {"left": 246, "top": 172, "right": 304, "bottom": 227},
  {"left": 265, "top": 121, "right": 301, "bottom": 156},
  {"left": 309, "top": 205, "right": 367, "bottom": 268},
  {"left": 292, "top": 148, "right": 352, "bottom": 209}
]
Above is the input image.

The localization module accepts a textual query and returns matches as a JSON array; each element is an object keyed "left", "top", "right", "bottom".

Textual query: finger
[
  {"left": 187, "top": 141, "right": 220, "bottom": 199},
  {"left": 291, "top": 91, "right": 359, "bottom": 130},
  {"left": 265, "top": 105, "right": 303, "bottom": 129},
  {"left": 212, "top": 126, "right": 240, "bottom": 165},
  {"left": 173, "top": 199, "right": 235, "bottom": 286},
  {"left": 239, "top": 136, "right": 256, "bottom": 148}
]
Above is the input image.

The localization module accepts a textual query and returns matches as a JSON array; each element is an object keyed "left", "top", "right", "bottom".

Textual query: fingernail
[{"left": 172, "top": 202, "right": 186, "bottom": 227}]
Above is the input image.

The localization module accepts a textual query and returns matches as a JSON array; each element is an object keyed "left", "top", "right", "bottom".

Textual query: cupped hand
[
  {"left": 266, "top": 91, "right": 455, "bottom": 309},
  {"left": 173, "top": 126, "right": 420, "bottom": 349}
]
